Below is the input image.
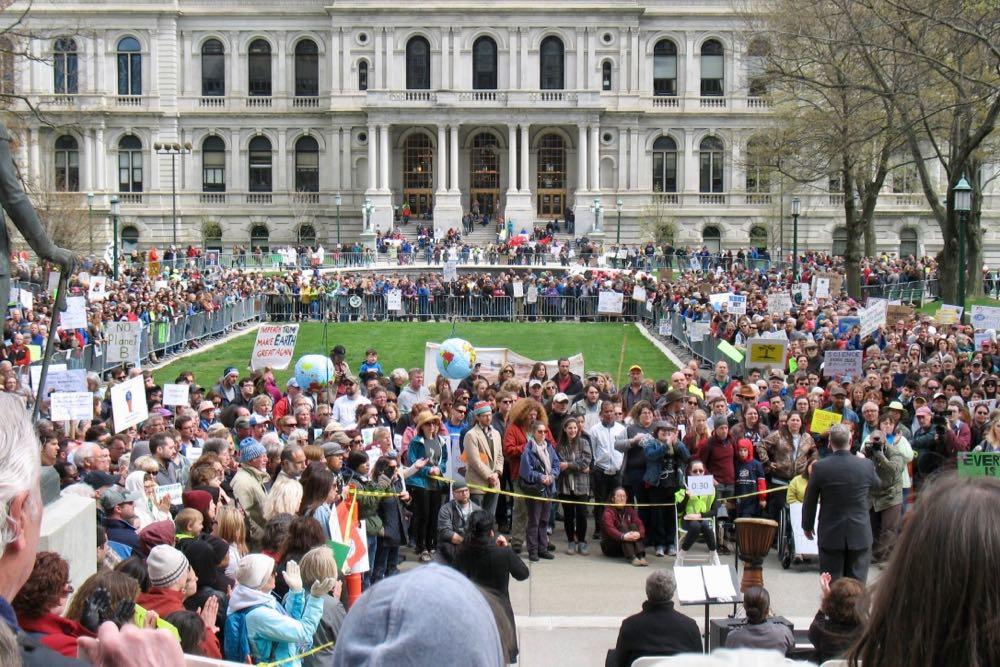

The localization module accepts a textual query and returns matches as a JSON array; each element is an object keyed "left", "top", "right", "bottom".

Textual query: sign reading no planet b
[{"left": 250, "top": 324, "right": 299, "bottom": 371}]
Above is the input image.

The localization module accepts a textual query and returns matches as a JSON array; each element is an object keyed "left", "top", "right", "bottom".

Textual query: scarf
[{"left": 533, "top": 437, "right": 551, "bottom": 476}]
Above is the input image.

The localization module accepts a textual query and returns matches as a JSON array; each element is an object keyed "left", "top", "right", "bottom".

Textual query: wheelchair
[{"left": 778, "top": 503, "right": 795, "bottom": 569}]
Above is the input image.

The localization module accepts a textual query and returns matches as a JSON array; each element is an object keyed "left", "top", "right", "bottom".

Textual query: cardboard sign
[
  {"left": 386, "top": 290, "right": 402, "bottom": 312},
  {"left": 767, "top": 292, "right": 793, "bottom": 316},
  {"left": 886, "top": 305, "right": 915, "bottom": 326},
  {"left": 106, "top": 322, "right": 141, "bottom": 365},
  {"left": 49, "top": 391, "right": 94, "bottom": 421},
  {"left": 958, "top": 452, "right": 1000, "bottom": 478},
  {"left": 250, "top": 324, "right": 299, "bottom": 371},
  {"left": 813, "top": 272, "right": 843, "bottom": 296},
  {"left": 597, "top": 291, "right": 624, "bottom": 314},
  {"left": 717, "top": 340, "right": 744, "bottom": 364},
  {"left": 823, "top": 350, "right": 863, "bottom": 378},
  {"left": 970, "top": 305, "right": 1000, "bottom": 331},
  {"left": 727, "top": 294, "right": 747, "bottom": 315},
  {"left": 162, "top": 383, "right": 190, "bottom": 407},
  {"left": 59, "top": 296, "right": 88, "bottom": 330},
  {"left": 686, "top": 474, "right": 715, "bottom": 496},
  {"left": 110, "top": 375, "right": 149, "bottom": 433},
  {"left": 935, "top": 304, "right": 963, "bottom": 325},
  {"left": 17, "top": 288, "right": 32, "bottom": 311},
  {"left": 810, "top": 409, "right": 843, "bottom": 434},
  {"left": 746, "top": 338, "right": 788, "bottom": 370}
]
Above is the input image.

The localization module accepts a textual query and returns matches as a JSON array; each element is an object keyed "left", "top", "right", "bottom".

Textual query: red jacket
[
  {"left": 136, "top": 588, "right": 221, "bottom": 658},
  {"left": 503, "top": 423, "right": 529, "bottom": 480},
  {"left": 17, "top": 612, "right": 95, "bottom": 658},
  {"left": 601, "top": 506, "right": 646, "bottom": 542},
  {"left": 695, "top": 434, "right": 738, "bottom": 486}
]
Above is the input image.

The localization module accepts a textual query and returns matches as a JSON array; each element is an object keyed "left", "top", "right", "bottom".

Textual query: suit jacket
[{"left": 802, "top": 450, "right": 880, "bottom": 550}]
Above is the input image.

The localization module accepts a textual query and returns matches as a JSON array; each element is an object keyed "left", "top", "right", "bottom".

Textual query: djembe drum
[{"left": 735, "top": 518, "right": 778, "bottom": 592}]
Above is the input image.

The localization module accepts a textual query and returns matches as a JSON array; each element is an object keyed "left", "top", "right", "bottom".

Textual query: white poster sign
[
  {"left": 971, "top": 305, "right": 1000, "bottom": 331},
  {"left": 155, "top": 483, "right": 183, "bottom": 505},
  {"left": 686, "top": 474, "right": 715, "bottom": 496},
  {"left": 631, "top": 285, "right": 647, "bottom": 302},
  {"left": 823, "top": 350, "right": 864, "bottom": 378},
  {"left": 709, "top": 293, "right": 731, "bottom": 312},
  {"left": 689, "top": 256, "right": 701, "bottom": 271},
  {"left": 767, "top": 292, "right": 792, "bottom": 316},
  {"left": 597, "top": 291, "right": 624, "bottom": 314},
  {"left": 31, "top": 364, "right": 67, "bottom": 390},
  {"left": 17, "top": 288, "right": 32, "bottom": 311},
  {"left": 512, "top": 281, "right": 524, "bottom": 298},
  {"left": 525, "top": 285, "right": 538, "bottom": 304},
  {"left": 59, "top": 296, "right": 88, "bottom": 330},
  {"left": 658, "top": 320, "right": 670, "bottom": 336},
  {"left": 162, "top": 383, "right": 190, "bottom": 406},
  {"left": 110, "top": 375, "right": 149, "bottom": 433},
  {"left": 443, "top": 260, "right": 458, "bottom": 282},
  {"left": 49, "top": 391, "right": 94, "bottom": 421},
  {"left": 249, "top": 323, "right": 299, "bottom": 371},
  {"left": 88, "top": 276, "right": 108, "bottom": 302},
  {"left": 689, "top": 321, "right": 710, "bottom": 343},
  {"left": 860, "top": 298, "right": 889, "bottom": 339},
  {"left": 106, "top": 322, "right": 142, "bottom": 365},
  {"left": 386, "top": 290, "right": 402, "bottom": 312},
  {"left": 790, "top": 503, "right": 819, "bottom": 556},
  {"left": 727, "top": 294, "right": 747, "bottom": 315},
  {"left": 815, "top": 277, "right": 830, "bottom": 299}
]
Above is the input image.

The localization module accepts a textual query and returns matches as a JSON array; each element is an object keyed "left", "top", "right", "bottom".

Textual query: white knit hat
[
  {"left": 236, "top": 553, "right": 275, "bottom": 590},
  {"left": 147, "top": 545, "right": 190, "bottom": 589}
]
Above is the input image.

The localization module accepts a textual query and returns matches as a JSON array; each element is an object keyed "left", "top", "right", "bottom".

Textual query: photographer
[
  {"left": 861, "top": 430, "right": 905, "bottom": 563},
  {"left": 910, "top": 406, "right": 957, "bottom": 488}
]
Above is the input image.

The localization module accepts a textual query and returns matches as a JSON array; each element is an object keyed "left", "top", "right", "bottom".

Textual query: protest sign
[
  {"left": 512, "top": 281, "right": 524, "bottom": 298},
  {"left": 689, "top": 321, "right": 710, "bottom": 343},
  {"left": 597, "top": 291, "right": 624, "bottom": 315},
  {"left": 88, "top": 276, "right": 108, "bottom": 301},
  {"left": 810, "top": 409, "right": 843, "bottom": 434},
  {"left": 30, "top": 364, "right": 67, "bottom": 391},
  {"left": 49, "top": 392, "right": 94, "bottom": 422},
  {"left": 110, "top": 375, "right": 149, "bottom": 433},
  {"left": 689, "top": 256, "right": 701, "bottom": 271},
  {"left": 658, "top": 320, "right": 670, "bottom": 336},
  {"left": 958, "top": 452, "right": 1000, "bottom": 478},
  {"left": 717, "top": 340, "right": 744, "bottom": 364},
  {"left": 969, "top": 399, "right": 997, "bottom": 413},
  {"left": 823, "top": 350, "right": 863, "bottom": 378},
  {"left": 971, "top": 305, "right": 1000, "bottom": 331},
  {"left": 443, "top": 260, "right": 458, "bottom": 282},
  {"left": 106, "top": 322, "right": 141, "bottom": 365},
  {"left": 815, "top": 277, "right": 830, "bottom": 299},
  {"left": 974, "top": 332, "right": 993, "bottom": 350},
  {"left": 17, "top": 289, "right": 32, "bottom": 311},
  {"left": 47, "top": 271, "right": 59, "bottom": 294},
  {"left": 386, "top": 289, "right": 402, "bottom": 312},
  {"left": 38, "top": 368, "right": 88, "bottom": 397},
  {"left": 686, "top": 475, "right": 715, "bottom": 496},
  {"left": 727, "top": 294, "right": 747, "bottom": 315},
  {"left": 837, "top": 317, "right": 861, "bottom": 336},
  {"left": 250, "top": 324, "right": 299, "bottom": 371},
  {"left": 709, "top": 293, "right": 730, "bottom": 312},
  {"left": 746, "top": 338, "right": 788, "bottom": 370},
  {"left": 59, "top": 296, "right": 88, "bottom": 330},
  {"left": 632, "top": 285, "right": 647, "bottom": 302},
  {"left": 886, "top": 304, "right": 915, "bottom": 326},
  {"left": 813, "top": 272, "right": 843, "bottom": 296},
  {"left": 526, "top": 285, "right": 538, "bottom": 304},
  {"left": 767, "top": 292, "right": 793, "bottom": 316},
  {"left": 934, "top": 304, "right": 963, "bottom": 326},
  {"left": 860, "top": 299, "right": 888, "bottom": 339},
  {"left": 155, "top": 483, "right": 183, "bottom": 505},
  {"left": 790, "top": 503, "right": 819, "bottom": 556},
  {"left": 162, "top": 383, "right": 190, "bottom": 406}
]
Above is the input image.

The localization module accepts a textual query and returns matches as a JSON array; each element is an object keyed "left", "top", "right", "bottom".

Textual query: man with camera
[
  {"left": 910, "top": 405, "right": 959, "bottom": 488},
  {"left": 861, "top": 429, "right": 906, "bottom": 563}
]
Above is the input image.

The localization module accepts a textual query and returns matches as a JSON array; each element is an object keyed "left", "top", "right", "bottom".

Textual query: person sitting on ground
[
  {"left": 600, "top": 487, "right": 648, "bottom": 567},
  {"left": 724, "top": 586, "right": 794, "bottom": 655},
  {"left": 809, "top": 573, "right": 865, "bottom": 664},
  {"left": 608, "top": 570, "right": 702, "bottom": 667}
]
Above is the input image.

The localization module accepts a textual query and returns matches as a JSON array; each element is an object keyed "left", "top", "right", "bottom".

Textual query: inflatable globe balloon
[
  {"left": 295, "top": 354, "right": 335, "bottom": 389},
  {"left": 436, "top": 338, "right": 477, "bottom": 380}
]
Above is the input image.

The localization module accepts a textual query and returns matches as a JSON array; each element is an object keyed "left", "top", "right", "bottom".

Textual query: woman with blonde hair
[
  {"left": 214, "top": 504, "right": 249, "bottom": 579},
  {"left": 265, "top": 478, "right": 304, "bottom": 521},
  {"left": 299, "top": 546, "right": 345, "bottom": 667}
]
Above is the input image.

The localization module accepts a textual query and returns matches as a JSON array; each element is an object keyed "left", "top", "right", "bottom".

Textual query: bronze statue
[{"left": 0, "top": 122, "right": 75, "bottom": 317}]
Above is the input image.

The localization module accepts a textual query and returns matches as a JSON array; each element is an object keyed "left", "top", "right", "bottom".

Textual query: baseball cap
[
  {"left": 83, "top": 471, "right": 119, "bottom": 490},
  {"left": 197, "top": 400, "right": 215, "bottom": 413},
  {"left": 100, "top": 489, "right": 142, "bottom": 513},
  {"left": 553, "top": 393, "right": 570, "bottom": 403},
  {"left": 829, "top": 386, "right": 847, "bottom": 397},
  {"left": 287, "top": 377, "right": 300, "bottom": 389},
  {"left": 234, "top": 416, "right": 251, "bottom": 429},
  {"left": 249, "top": 414, "right": 270, "bottom": 427},
  {"left": 629, "top": 365, "right": 643, "bottom": 373},
  {"left": 322, "top": 442, "right": 346, "bottom": 458},
  {"left": 528, "top": 379, "right": 542, "bottom": 388},
  {"left": 224, "top": 367, "right": 239, "bottom": 378},
  {"left": 932, "top": 392, "right": 947, "bottom": 401},
  {"left": 916, "top": 406, "right": 933, "bottom": 417}
]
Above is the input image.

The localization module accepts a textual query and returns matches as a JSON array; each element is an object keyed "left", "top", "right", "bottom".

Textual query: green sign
[{"left": 958, "top": 452, "right": 1000, "bottom": 478}]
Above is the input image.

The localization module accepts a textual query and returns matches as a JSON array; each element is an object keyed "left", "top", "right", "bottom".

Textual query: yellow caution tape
[{"left": 258, "top": 641, "right": 335, "bottom": 667}]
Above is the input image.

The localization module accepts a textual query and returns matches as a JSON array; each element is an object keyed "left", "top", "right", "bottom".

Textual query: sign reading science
[{"left": 250, "top": 324, "right": 299, "bottom": 371}]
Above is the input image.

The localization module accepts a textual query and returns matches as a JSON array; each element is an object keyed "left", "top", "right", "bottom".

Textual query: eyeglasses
[
  {"left": 455, "top": 409, "right": 467, "bottom": 415},
  {"left": 500, "top": 399, "right": 513, "bottom": 404},
  {"left": 351, "top": 438, "right": 363, "bottom": 444}
]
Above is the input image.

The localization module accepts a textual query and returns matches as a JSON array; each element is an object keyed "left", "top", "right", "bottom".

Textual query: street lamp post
[
  {"left": 86, "top": 192, "right": 95, "bottom": 257},
  {"left": 791, "top": 196, "right": 801, "bottom": 280},
  {"left": 154, "top": 142, "right": 192, "bottom": 247},
  {"left": 109, "top": 195, "right": 121, "bottom": 280},
  {"left": 334, "top": 193, "right": 342, "bottom": 246},
  {"left": 615, "top": 198, "right": 623, "bottom": 245},
  {"left": 953, "top": 176, "right": 972, "bottom": 317}
]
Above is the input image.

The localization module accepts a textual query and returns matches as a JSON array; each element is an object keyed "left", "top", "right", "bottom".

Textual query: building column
[
  {"left": 449, "top": 125, "right": 459, "bottom": 193},
  {"left": 507, "top": 124, "right": 518, "bottom": 192},
  {"left": 590, "top": 124, "right": 600, "bottom": 191},
  {"left": 339, "top": 127, "right": 351, "bottom": 191},
  {"left": 441, "top": 29, "right": 450, "bottom": 90},
  {"left": 436, "top": 125, "right": 447, "bottom": 192},
  {"left": 577, "top": 124, "right": 588, "bottom": 193},
  {"left": 629, "top": 127, "right": 641, "bottom": 191},
  {"left": 28, "top": 127, "right": 39, "bottom": 186},
  {"left": 230, "top": 129, "right": 241, "bottom": 192},
  {"left": 329, "top": 127, "right": 341, "bottom": 190},
  {"left": 331, "top": 29, "right": 341, "bottom": 92},
  {"left": 520, "top": 124, "right": 530, "bottom": 194},
  {"left": 82, "top": 129, "right": 94, "bottom": 192},
  {"left": 683, "top": 131, "right": 698, "bottom": 192},
  {"left": 229, "top": 32, "right": 240, "bottom": 95},
  {"left": 367, "top": 124, "right": 377, "bottom": 191},
  {"left": 276, "top": 131, "right": 287, "bottom": 192},
  {"left": 379, "top": 125, "right": 390, "bottom": 192},
  {"left": 95, "top": 126, "right": 105, "bottom": 192},
  {"left": 374, "top": 29, "right": 383, "bottom": 90},
  {"left": 618, "top": 126, "right": 628, "bottom": 191}
]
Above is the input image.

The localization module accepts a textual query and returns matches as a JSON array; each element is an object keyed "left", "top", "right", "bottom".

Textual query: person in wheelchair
[
  {"left": 673, "top": 460, "right": 720, "bottom": 566},
  {"left": 785, "top": 454, "right": 818, "bottom": 564}
]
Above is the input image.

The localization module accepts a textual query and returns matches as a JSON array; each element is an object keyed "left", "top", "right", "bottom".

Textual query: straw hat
[{"left": 415, "top": 411, "right": 442, "bottom": 431}]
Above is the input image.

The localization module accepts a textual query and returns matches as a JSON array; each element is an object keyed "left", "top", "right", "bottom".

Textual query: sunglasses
[
  {"left": 351, "top": 438, "right": 363, "bottom": 444},
  {"left": 455, "top": 409, "right": 467, "bottom": 415},
  {"left": 500, "top": 399, "right": 513, "bottom": 404}
]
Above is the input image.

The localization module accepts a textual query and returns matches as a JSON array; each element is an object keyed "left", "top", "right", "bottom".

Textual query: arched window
[
  {"left": 536, "top": 133, "right": 566, "bottom": 218},
  {"left": 470, "top": 132, "right": 500, "bottom": 216},
  {"left": 601, "top": 61, "right": 612, "bottom": 91},
  {"left": 832, "top": 227, "right": 848, "bottom": 256},
  {"left": 749, "top": 226, "right": 768, "bottom": 251},
  {"left": 700, "top": 39, "right": 724, "bottom": 96},
  {"left": 402, "top": 133, "right": 434, "bottom": 215},
  {"left": 202, "top": 136, "right": 226, "bottom": 192},
  {"left": 699, "top": 136, "right": 724, "bottom": 193},
  {"left": 54, "top": 135, "right": 79, "bottom": 191},
  {"left": 121, "top": 225, "right": 140, "bottom": 252},
  {"left": 250, "top": 224, "right": 269, "bottom": 251},
  {"left": 298, "top": 224, "right": 316, "bottom": 246},
  {"left": 472, "top": 36, "right": 497, "bottom": 90},
  {"left": 201, "top": 39, "right": 225, "bottom": 96},
  {"left": 746, "top": 38, "right": 769, "bottom": 97},
  {"left": 703, "top": 226, "right": 722, "bottom": 253},
  {"left": 406, "top": 37, "right": 430, "bottom": 90},
  {"left": 358, "top": 60, "right": 368, "bottom": 91},
  {"left": 892, "top": 162, "right": 918, "bottom": 193},
  {"left": 294, "top": 136, "right": 319, "bottom": 192},
  {"left": 652, "top": 136, "right": 678, "bottom": 193},
  {"left": 248, "top": 136, "right": 272, "bottom": 192},
  {"left": 294, "top": 39, "right": 319, "bottom": 97},
  {"left": 745, "top": 138, "right": 772, "bottom": 193},
  {"left": 539, "top": 36, "right": 564, "bottom": 90},
  {"left": 653, "top": 39, "right": 677, "bottom": 97},
  {"left": 0, "top": 37, "right": 14, "bottom": 95},
  {"left": 248, "top": 39, "right": 272, "bottom": 96},
  {"left": 53, "top": 38, "right": 78, "bottom": 94},
  {"left": 117, "top": 135, "right": 143, "bottom": 192},
  {"left": 202, "top": 221, "right": 223, "bottom": 247},
  {"left": 899, "top": 228, "right": 918, "bottom": 259},
  {"left": 116, "top": 36, "right": 142, "bottom": 95}
]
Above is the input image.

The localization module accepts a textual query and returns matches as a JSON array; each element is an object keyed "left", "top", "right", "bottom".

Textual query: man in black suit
[
  {"left": 609, "top": 570, "right": 702, "bottom": 666},
  {"left": 802, "top": 423, "right": 881, "bottom": 582}
]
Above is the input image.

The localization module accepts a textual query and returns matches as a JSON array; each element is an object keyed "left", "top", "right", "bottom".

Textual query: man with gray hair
[
  {"left": 609, "top": 570, "right": 702, "bottom": 665},
  {"left": 803, "top": 422, "right": 882, "bottom": 582}
]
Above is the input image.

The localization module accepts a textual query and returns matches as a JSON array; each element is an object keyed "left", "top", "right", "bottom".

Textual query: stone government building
[{"left": 6, "top": 0, "right": 999, "bottom": 259}]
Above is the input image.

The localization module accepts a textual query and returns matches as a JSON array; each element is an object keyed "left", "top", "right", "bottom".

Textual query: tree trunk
[{"left": 863, "top": 217, "right": 877, "bottom": 257}]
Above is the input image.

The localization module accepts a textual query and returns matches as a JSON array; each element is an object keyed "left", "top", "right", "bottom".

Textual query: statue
[{"left": 0, "top": 122, "right": 76, "bottom": 319}]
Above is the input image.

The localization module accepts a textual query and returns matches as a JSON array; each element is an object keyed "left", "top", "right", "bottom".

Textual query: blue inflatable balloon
[
  {"left": 294, "top": 354, "right": 335, "bottom": 389},
  {"left": 436, "top": 338, "right": 477, "bottom": 380}
]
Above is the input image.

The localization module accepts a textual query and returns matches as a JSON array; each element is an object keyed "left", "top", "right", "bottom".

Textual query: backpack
[{"left": 223, "top": 604, "right": 273, "bottom": 664}]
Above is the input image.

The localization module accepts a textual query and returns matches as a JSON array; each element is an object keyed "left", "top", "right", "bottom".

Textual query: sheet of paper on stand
[{"left": 702, "top": 565, "right": 738, "bottom": 602}]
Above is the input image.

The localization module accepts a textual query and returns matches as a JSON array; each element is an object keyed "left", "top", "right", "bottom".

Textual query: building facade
[{"left": 6, "top": 0, "right": 999, "bottom": 258}]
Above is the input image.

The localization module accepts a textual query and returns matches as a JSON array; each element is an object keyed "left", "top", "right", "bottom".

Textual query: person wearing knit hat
[
  {"left": 239, "top": 438, "right": 266, "bottom": 463},
  {"left": 225, "top": 554, "right": 335, "bottom": 665},
  {"left": 181, "top": 489, "right": 216, "bottom": 533},
  {"left": 231, "top": 437, "right": 270, "bottom": 546},
  {"left": 146, "top": 545, "right": 192, "bottom": 590},
  {"left": 137, "top": 520, "right": 176, "bottom": 558}
]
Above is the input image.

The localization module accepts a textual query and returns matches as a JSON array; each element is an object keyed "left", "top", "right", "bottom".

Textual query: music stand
[{"left": 675, "top": 564, "right": 742, "bottom": 652}]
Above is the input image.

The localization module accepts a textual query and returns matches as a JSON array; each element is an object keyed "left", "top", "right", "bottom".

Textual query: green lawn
[
  {"left": 918, "top": 296, "right": 1000, "bottom": 316},
  {"left": 154, "top": 322, "right": 678, "bottom": 389}
]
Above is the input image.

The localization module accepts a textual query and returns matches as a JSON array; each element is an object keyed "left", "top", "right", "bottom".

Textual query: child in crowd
[{"left": 358, "top": 348, "right": 383, "bottom": 377}]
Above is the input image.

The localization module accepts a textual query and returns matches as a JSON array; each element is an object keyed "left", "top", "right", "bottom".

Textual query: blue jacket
[
  {"left": 226, "top": 585, "right": 324, "bottom": 667},
  {"left": 642, "top": 439, "right": 691, "bottom": 487},
  {"left": 407, "top": 435, "right": 448, "bottom": 489},
  {"left": 519, "top": 439, "right": 560, "bottom": 498}
]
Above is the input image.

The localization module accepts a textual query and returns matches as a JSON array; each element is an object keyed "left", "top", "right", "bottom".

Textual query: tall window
[
  {"left": 899, "top": 228, "right": 918, "bottom": 258},
  {"left": 121, "top": 226, "right": 140, "bottom": 251},
  {"left": 201, "top": 39, "right": 225, "bottom": 96},
  {"left": 248, "top": 39, "right": 272, "bottom": 96},
  {"left": 472, "top": 36, "right": 497, "bottom": 90},
  {"left": 536, "top": 133, "right": 566, "bottom": 218},
  {"left": 250, "top": 224, "right": 269, "bottom": 251},
  {"left": 294, "top": 39, "right": 319, "bottom": 97},
  {"left": 298, "top": 224, "right": 316, "bottom": 246},
  {"left": 892, "top": 162, "right": 918, "bottom": 193},
  {"left": 248, "top": 136, "right": 272, "bottom": 192},
  {"left": 601, "top": 61, "right": 612, "bottom": 91},
  {"left": 294, "top": 136, "right": 319, "bottom": 192},
  {"left": 402, "top": 133, "right": 434, "bottom": 215},
  {"left": 0, "top": 37, "right": 14, "bottom": 95},
  {"left": 700, "top": 39, "right": 724, "bottom": 96},
  {"left": 54, "top": 135, "right": 79, "bottom": 191},
  {"left": 202, "top": 136, "right": 226, "bottom": 192},
  {"left": 117, "top": 135, "right": 143, "bottom": 192},
  {"left": 745, "top": 138, "right": 771, "bottom": 192},
  {"left": 699, "top": 136, "right": 724, "bottom": 193},
  {"left": 832, "top": 227, "right": 848, "bottom": 256},
  {"left": 651, "top": 136, "right": 677, "bottom": 193},
  {"left": 653, "top": 39, "right": 677, "bottom": 96},
  {"left": 53, "top": 38, "right": 78, "bottom": 94},
  {"left": 539, "top": 36, "right": 564, "bottom": 90},
  {"left": 406, "top": 37, "right": 430, "bottom": 90},
  {"left": 358, "top": 60, "right": 368, "bottom": 91},
  {"left": 703, "top": 226, "right": 722, "bottom": 253},
  {"left": 746, "top": 38, "right": 768, "bottom": 97},
  {"left": 116, "top": 37, "right": 141, "bottom": 95},
  {"left": 750, "top": 226, "right": 768, "bottom": 251}
]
